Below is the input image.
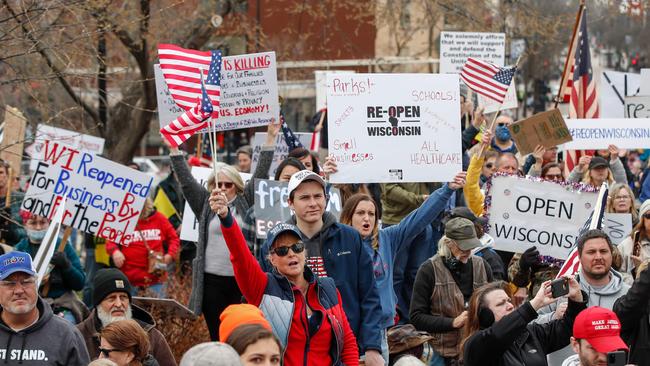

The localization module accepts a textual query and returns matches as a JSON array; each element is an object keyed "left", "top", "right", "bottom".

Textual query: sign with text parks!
[
  {"left": 560, "top": 118, "right": 650, "bottom": 150},
  {"left": 488, "top": 175, "right": 598, "bottom": 259},
  {"left": 21, "top": 141, "right": 150, "bottom": 245},
  {"left": 326, "top": 73, "right": 462, "bottom": 183},
  {"left": 439, "top": 32, "right": 506, "bottom": 74}
]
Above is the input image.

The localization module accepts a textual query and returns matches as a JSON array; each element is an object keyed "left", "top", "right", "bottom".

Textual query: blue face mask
[
  {"left": 26, "top": 229, "right": 47, "bottom": 243},
  {"left": 495, "top": 125, "right": 511, "bottom": 142}
]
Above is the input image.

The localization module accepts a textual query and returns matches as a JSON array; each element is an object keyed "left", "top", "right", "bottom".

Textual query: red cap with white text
[{"left": 573, "top": 306, "right": 628, "bottom": 354}]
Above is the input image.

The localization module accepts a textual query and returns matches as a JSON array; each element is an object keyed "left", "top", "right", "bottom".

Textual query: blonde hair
[
  {"left": 139, "top": 197, "right": 154, "bottom": 220},
  {"left": 207, "top": 163, "right": 245, "bottom": 193},
  {"left": 437, "top": 236, "right": 455, "bottom": 258},
  {"left": 582, "top": 167, "right": 614, "bottom": 187},
  {"left": 606, "top": 183, "right": 638, "bottom": 223}
]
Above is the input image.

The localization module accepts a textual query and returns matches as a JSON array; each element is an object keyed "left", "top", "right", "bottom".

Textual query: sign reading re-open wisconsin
[
  {"left": 21, "top": 141, "right": 150, "bottom": 245},
  {"left": 326, "top": 73, "right": 462, "bottom": 183}
]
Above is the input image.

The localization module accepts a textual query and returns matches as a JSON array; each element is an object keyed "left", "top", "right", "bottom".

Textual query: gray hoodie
[
  {"left": 0, "top": 297, "right": 90, "bottom": 365},
  {"left": 537, "top": 269, "right": 630, "bottom": 366}
]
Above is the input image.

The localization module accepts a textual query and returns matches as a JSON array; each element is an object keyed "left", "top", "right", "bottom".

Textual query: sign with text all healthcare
[
  {"left": 158, "top": 52, "right": 279, "bottom": 132},
  {"left": 560, "top": 118, "right": 650, "bottom": 150},
  {"left": 254, "top": 179, "right": 341, "bottom": 239},
  {"left": 326, "top": 73, "right": 462, "bottom": 183},
  {"left": 488, "top": 175, "right": 597, "bottom": 259},
  {"left": 250, "top": 132, "right": 312, "bottom": 176},
  {"left": 27, "top": 125, "right": 105, "bottom": 171},
  {"left": 439, "top": 32, "right": 505, "bottom": 74},
  {"left": 21, "top": 141, "right": 150, "bottom": 245}
]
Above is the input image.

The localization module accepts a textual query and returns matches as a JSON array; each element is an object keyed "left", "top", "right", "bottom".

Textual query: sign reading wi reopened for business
[
  {"left": 326, "top": 73, "right": 462, "bottom": 183},
  {"left": 561, "top": 118, "right": 650, "bottom": 150},
  {"left": 439, "top": 32, "right": 506, "bottom": 74}
]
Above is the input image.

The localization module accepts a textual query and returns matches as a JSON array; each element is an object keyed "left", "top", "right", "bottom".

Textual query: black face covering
[{"left": 444, "top": 256, "right": 461, "bottom": 273}]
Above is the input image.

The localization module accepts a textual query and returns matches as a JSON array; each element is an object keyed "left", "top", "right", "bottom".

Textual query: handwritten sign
[
  {"left": 326, "top": 73, "right": 462, "bottom": 183},
  {"left": 250, "top": 132, "right": 312, "bottom": 177},
  {"left": 600, "top": 70, "right": 641, "bottom": 118},
  {"left": 624, "top": 96, "right": 650, "bottom": 118},
  {"left": 21, "top": 141, "right": 150, "bottom": 245},
  {"left": 0, "top": 106, "right": 27, "bottom": 175},
  {"left": 154, "top": 64, "right": 185, "bottom": 128},
  {"left": 439, "top": 32, "right": 506, "bottom": 74},
  {"left": 253, "top": 179, "right": 341, "bottom": 239},
  {"left": 508, "top": 109, "right": 572, "bottom": 155},
  {"left": 26, "top": 125, "right": 105, "bottom": 172},
  {"left": 478, "top": 83, "right": 518, "bottom": 114},
  {"left": 560, "top": 118, "right": 650, "bottom": 150},
  {"left": 641, "top": 69, "right": 650, "bottom": 95},
  {"left": 315, "top": 70, "right": 355, "bottom": 111},
  {"left": 602, "top": 213, "right": 632, "bottom": 245}
]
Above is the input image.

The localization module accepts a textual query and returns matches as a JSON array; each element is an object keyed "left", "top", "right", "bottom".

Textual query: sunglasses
[
  {"left": 218, "top": 182, "right": 234, "bottom": 189},
  {"left": 545, "top": 174, "right": 562, "bottom": 180},
  {"left": 99, "top": 348, "right": 122, "bottom": 357},
  {"left": 271, "top": 242, "right": 305, "bottom": 257}
]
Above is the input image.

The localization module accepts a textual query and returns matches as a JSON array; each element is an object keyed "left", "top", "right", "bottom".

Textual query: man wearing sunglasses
[
  {"left": 259, "top": 170, "right": 385, "bottom": 366},
  {"left": 0, "top": 252, "right": 89, "bottom": 364}
]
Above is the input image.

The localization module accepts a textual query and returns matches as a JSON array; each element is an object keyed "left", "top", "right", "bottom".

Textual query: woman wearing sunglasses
[
  {"left": 209, "top": 188, "right": 359, "bottom": 366},
  {"left": 99, "top": 319, "right": 158, "bottom": 366},
  {"left": 618, "top": 199, "right": 650, "bottom": 285}
]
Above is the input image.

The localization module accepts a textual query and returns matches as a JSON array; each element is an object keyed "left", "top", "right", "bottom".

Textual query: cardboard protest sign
[
  {"left": 602, "top": 213, "right": 632, "bottom": 245},
  {"left": 326, "top": 73, "right": 462, "bottom": 183},
  {"left": 315, "top": 70, "right": 355, "bottom": 111},
  {"left": 508, "top": 109, "right": 572, "bottom": 155},
  {"left": 249, "top": 132, "right": 312, "bottom": 176},
  {"left": 21, "top": 141, "right": 150, "bottom": 245},
  {"left": 641, "top": 69, "right": 650, "bottom": 95},
  {"left": 154, "top": 64, "right": 185, "bottom": 128},
  {"left": 624, "top": 96, "right": 650, "bottom": 118},
  {"left": 561, "top": 118, "right": 650, "bottom": 150},
  {"left": 478, "top": 83, "right": 518, "bottom": 114},
  {"left": 253, "top": 179, "right": 341, "bottom": 239},
  {"left": 439, "top": 32, "right": 505, "bottom": 73},
  {"left": 600, "top": 70, "right": 641, "bottom": 117},
  {"left": 180, "top": 167, "right": 251, "bottom": 242},
  {"left": 26, "top": 125, "right": 105, "bottom": 171},
  {"left": 159, "top": 52, "right": 279, "bottom": 132},
  {"left": 0, "top": 106, "right": 27, "bottom": 175},
  {"left": 488, "top": 175, "right": 597, "bottom": 258}
]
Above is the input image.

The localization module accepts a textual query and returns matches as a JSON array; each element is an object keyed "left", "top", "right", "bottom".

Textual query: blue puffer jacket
[
  {"left": 260, "top": 213, "right": 383, "bottom": 353},
  {"left": 367, "top": 184, "right": 454, "bottom": 328}
]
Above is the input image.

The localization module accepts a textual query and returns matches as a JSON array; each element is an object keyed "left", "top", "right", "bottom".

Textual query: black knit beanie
[{"left": 92, "top": 268, "right": 133, "bottom": 308}]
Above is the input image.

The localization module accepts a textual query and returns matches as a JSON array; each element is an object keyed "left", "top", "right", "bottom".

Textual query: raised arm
[{"left": 244, "top": 119, "right": 280, "bottom": 206}]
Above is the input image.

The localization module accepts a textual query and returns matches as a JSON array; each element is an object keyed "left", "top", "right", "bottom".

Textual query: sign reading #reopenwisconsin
[
  {"left": 326, "top": 73, "right": 462, "bottom": 183},
  {"left": 21, "top": 141, "right": 150, "bottom": 245}
]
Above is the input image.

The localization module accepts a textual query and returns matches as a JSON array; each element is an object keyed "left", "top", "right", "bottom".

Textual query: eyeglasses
[
  {"left": 270, "top": 242, "right": 305, "bottom": 257},
  {"left": 217, "top": 182, "right": 234, "bottom": 189},
  {"left": 0, "top": 278, "right": 36, "bottom": 289},
  {"left": 99, "top": 348, "right": 123, "bottom": 358},
  {"left": 544, "top": 174, "right": 562, "bottom": 180},
  {"left": 484, "top": 163, "right": 494, "bottom": 169},
  {"left": 613, "top": 195, "right": 631, "bottom": 201}
]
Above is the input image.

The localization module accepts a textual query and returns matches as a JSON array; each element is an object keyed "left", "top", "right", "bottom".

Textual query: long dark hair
[
  {"left": 460, "top": 281, "right": 511, "bottom": 356},
  {"left": 340, "top": 193, "right": 379, "bottom": 250},
  {"left": 226, "top": 323, "right": 282, "bottom": 356},
  {"left": 288, "top": 148, "right": 320, "bottom": 174},
  {"left": 274, "top": 157, "right": 306, "bottom": 181}
]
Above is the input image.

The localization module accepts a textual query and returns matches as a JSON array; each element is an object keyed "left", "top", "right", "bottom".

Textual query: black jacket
[
  {"left": 613, "top": 268, "right": 650, "bottom": 366},
  {"left": 463, "top": 294, "right": 587, "bottom": 366}
]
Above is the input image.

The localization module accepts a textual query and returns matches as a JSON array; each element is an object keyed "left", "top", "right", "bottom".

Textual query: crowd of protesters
[{"left": 4, "top": 96, "right": 650, "bottom": 366}]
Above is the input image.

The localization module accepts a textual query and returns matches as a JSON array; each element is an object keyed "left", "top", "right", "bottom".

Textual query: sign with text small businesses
[{"left": 326, "top": 73, "right": 462, "bottom": 183}]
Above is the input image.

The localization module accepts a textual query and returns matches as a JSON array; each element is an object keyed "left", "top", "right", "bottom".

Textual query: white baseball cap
[{"left": 287, "top": 170, "right": 326, "bottom": 198}]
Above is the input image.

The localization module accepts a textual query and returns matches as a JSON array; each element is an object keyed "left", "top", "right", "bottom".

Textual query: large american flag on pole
[
  {"left": 159, "top": 51, "right": 222, "bottom": 147},
  {"left": 460, "top": 58, "right": 517, "bottom": 103},
  {"left": 564, "top": 9, "right": 599, "bottom": 177}
]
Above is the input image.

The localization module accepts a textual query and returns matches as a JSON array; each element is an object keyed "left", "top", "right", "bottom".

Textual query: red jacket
[
  {"left": 221, "top": 215, "right": 359, "bottom": 366},
  {"left": 106, "top": 211, "right": 180, "bottom": 287}
]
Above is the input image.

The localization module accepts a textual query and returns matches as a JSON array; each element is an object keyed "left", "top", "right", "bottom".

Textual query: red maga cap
[{"left": 573, "top": 306, "right": 628, "bottom": 354}]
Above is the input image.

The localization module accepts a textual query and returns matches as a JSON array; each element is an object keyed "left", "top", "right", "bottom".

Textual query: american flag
[
  {"left": 564, "top": 10, "right": 598, "bottom": 176},
  {"left": 460, "top": 58, "right": 517, "bottom": 103},
  {"left": 557, "top": 182, "right": 608, "bottom": 278},
  {"left": 158, "top": 44, "right": 221, "bottom": 115},
  {"left": 159, "top": 51, "right": 222, "bottom": 147},
  {"left": 281, "top": 112, "right": 304, "bottom": 150}
]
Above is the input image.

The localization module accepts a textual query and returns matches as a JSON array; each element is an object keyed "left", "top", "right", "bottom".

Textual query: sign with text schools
[
  {"left": 158, "top": 52, "right": 279, "bottom": 132},
  {"left": 488, "top": 175, "right": 598, "bottom": 259},
  {"left": 560, "top": 118, "right": 650, "bottom": 150},
  {"left": 439, "top": 32, "right": 505, "bottom": 74},
  {"left": 254, "top": 179, "right": 341, "bottom": 239},
  {"left": 326, "top": 73, "right": 462, "bottom": 183},
  {"left": 27, "top": 125, "right": 105, "bottom": 171},
  {"left": 21, "top": 141, "right": 150, "bottom": 245},
  {"left": 250, "top": 132, "right": 312, "bottom": 177}
]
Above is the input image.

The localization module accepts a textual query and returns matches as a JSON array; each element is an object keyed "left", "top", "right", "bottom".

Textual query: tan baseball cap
[{"left": 445, "top": 217, "right": 481, "bottom": 251}]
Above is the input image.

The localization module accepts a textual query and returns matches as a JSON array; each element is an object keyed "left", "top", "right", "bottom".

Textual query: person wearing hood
[
  {"left": 257, "top": 170, "right": 384, "bottom": 366},
  {"left": 77, "top": 268, "right": 176, "bottom": 366},
  {"left": 535, "top": 230, "right": 630, "bottom": 366},
  {"left": 106, "top": 198, "right": 179, "bottom": 298},
  {"left": 99, "top": 319, "right": 159, "bottom": 366},
  {"left": 339, "top": 172, "right": 467, "bottom": 360},
  {"left": 209, "top": 189, "right": 359, "bottom": 366},
  {"left": 0, "top": 251, "right": 90, "bottom": 365}
]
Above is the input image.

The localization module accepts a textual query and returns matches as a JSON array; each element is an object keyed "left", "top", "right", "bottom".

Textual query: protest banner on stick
[
  {"left": 508, "top": 109, "right": 572, "bottom": 155},
  {"left": 26, "top": 125, "right": 105, "bottom": 171},
  {"left": 33, "top": 197, "right": 66, "bottom": 287},
  {"left": 250, "top": 132, "right": 312, "bottom": 176},
  {"left": 439, "top": 32, "right": 506, "bottom": 74}
]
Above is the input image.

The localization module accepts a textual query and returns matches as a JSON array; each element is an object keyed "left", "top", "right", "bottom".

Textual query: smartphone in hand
[{"left": 550, "top": 278, "right": 569, "bottom": 298}]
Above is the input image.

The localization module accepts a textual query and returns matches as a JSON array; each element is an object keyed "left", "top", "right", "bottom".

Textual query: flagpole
[{"left": 553, "top": 0, "right": 586, "bottom": 109}]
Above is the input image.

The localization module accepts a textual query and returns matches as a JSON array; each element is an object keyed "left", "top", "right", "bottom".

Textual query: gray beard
[{"left": 97, "top": 305, "right": 133, "bottom": 327}]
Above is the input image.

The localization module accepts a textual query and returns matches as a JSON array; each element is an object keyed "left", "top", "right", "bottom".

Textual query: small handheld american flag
[{"left": 460, "top": 58, "right": 517, "bottom": 104}]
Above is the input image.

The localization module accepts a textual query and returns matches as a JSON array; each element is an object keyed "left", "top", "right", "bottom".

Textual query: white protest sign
[
  {"left": 478, "top": 83, "right": 518, "bottom": 114},
  {"left": 180, "top": 167, "right": 251, "bottom": 242},
  {"left": 510, "top": 39, "right": 526, "bottom": 61},
  {"left": 560, "top": 118, "right": 650, "bottom": 150},
  {"left": 602, "top": 213, "right": 632, "bottom": 245},
  {"left": 315, "top": 70, "right": 355, "bottom": 111},
  {"left": 488, "top": 175, "right": 597, "bottom": 258},
  {"left": 641, "top": 69, "right": 650, "bottom": 95},
  {"left": 600, "top": 70, "right": 641, "bottom": 117},
  {"left": 327, "top": 73, "right": 462, "bottom": 183},
  {"left": 439, "top": 32, "right": 506, "bottom": 74},
  {"left": 27, "top": 125, "right": 105, "bottom": 171},
  {"left": 250, "top": 132, "right": 312, "bottom": 177},
  {"left": 154, "top": 64, "right": 185, "bottom": 128},
  {"left": 159, "top": 52, "right": 279, "bottom": 132},
  {"left": 21, "top": 141, "right": 150, "bottom": 245},
  {"left": 625, "top": 96, "right": 650, "bottom": 118}
]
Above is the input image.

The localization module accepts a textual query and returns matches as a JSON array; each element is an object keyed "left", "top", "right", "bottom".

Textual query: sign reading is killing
[{"left": 21, "top": 141, "right": 151, "bottom": 245}]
